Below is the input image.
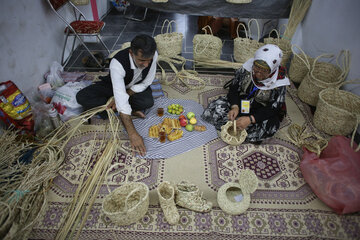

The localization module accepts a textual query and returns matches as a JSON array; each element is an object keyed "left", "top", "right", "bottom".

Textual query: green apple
[
  {"left": 185, "top": 124, "right": 194, "bottom": 132},
  {"left": 187, "top": 112, "right": 195, "bottom": 119}
]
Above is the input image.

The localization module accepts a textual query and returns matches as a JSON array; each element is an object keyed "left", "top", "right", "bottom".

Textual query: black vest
[{"left": 111, "top": 47, "right": 153, "bottom": 86}]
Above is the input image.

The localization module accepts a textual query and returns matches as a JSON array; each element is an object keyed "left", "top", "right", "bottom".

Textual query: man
[{"left": 76, "top": 34, "right": 158, "bottom": 156}]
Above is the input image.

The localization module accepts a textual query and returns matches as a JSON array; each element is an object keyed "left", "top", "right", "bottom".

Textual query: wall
[
  {"left": 0, "top": 0, "right": 110, "bottom": 99},
  {"left": 287, "top": 0, "right": 360, "bottom": 95}
]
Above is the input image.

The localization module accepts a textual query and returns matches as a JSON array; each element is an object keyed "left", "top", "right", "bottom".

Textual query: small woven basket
[
  {"left": 298, "top": 50, "right": 350, "bottom": 106},
  {"left": 220, "top": 121, "right": 248, "bottom": 145},
  {"left": 264, "top": 26, "right": 292, "bottom": 66},
  {"left": 155, "top": 19, "right": 183, "bottom": 57},
  {"left": 313, "top": 86, "right": 360, "bottom": 136},
  {"left": 102, "top": 164, "right": 149, "bottom": 226},
  {"left": 193, "top": 25, "right": 223, "bottom": 62},
  {"left": 289, "top": 44, "right": 313, "bottom": 83},
  {"left": 233, "top": 19, "right": 264, "bottom": 63}
]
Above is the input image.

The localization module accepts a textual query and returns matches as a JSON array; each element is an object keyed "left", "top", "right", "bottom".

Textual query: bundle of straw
[{"left": 283, "top": 0, "right": 312, "bottom": 40}]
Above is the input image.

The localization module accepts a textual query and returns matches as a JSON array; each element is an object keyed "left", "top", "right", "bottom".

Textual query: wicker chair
[{"left": 46, "top": 0, "right": 110, "bottom": 67}]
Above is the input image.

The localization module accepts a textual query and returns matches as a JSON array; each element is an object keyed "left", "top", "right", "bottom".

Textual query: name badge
[{"left": 241, "top": 100, "right": 250, "bottom": 114}]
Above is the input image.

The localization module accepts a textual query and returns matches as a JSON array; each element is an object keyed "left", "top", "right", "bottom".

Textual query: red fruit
[
  {"left": 179, "top": 114, "right": 186, "bottom": 120},
  {"left": 179, "top": 118, "right": 187, "bottom": 127}
]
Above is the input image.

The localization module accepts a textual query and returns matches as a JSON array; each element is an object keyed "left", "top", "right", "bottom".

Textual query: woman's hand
[
  {"left": 235, "top": 116, "right": 251, "bottom": 130},
  {"left": 228, "top": 105, "right": 239, "bottom": 121}
]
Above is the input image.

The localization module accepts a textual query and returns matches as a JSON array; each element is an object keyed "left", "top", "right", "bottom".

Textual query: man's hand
[
  {"left": 107, "top": 99, "right": 117, "bottom": 110},
  {"left": 129, "top": 132, "right": 146, "bottom": 157},
  {"left": 126, "top": 89, "right": 135, "bottom": 96},
  {"left": 228, "top": 105, "right": 239, "bottom": 121},
  {"left": 235, "top": 116, "right": 251, "bottom": 130}
]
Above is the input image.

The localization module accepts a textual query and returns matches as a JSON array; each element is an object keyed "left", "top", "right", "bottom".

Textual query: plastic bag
[
  {"left": 300, "top": 136, "right": 360, "bottom": 214},
  {"left": 46, "top": 61, "right": 64, "bottom": 89},
  {"left": 51, "top": 81, "right": 91, "bottom": 121}
]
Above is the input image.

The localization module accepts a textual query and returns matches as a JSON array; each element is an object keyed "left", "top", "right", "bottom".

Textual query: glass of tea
[
  {"left": 159, "top": 131, "right": 166, "bottom": 143},
  {"left": 157, "top": 108, "right": 164, "bottom": 117}
]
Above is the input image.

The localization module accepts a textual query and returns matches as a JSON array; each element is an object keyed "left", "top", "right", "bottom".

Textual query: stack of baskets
[
  {"left": 155, "top": 19, "right": 183, "bottom": 58},
  {"left": 298, "top": 50, "right": 350, "bottom": 106},
  {"left": 289, "top": 45, "right": 314, "bottom": 84},
  {"left": 264, "top": 25, "right": 292, "bottom": 66},
  {"left": 233, "top": 19, "right": 264, "bottom": 63},
  {"left": 193, "top": 25, "right": 223, "bottom": 62}
]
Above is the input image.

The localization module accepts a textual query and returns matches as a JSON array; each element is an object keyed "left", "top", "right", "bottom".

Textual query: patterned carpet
[{"left": 29, "top": 73, "right": 360, "bottom": 240}]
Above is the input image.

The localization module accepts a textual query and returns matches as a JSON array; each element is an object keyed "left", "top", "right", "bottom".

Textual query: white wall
[
  {"left": 0, "top": 0, "right": 110, "bottom": 99},
  {"left": 288, "top": 0, "right": 360, "bottom": 95}
]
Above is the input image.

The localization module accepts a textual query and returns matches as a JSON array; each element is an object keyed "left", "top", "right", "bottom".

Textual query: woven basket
[
  {"left": 289, "top": 44, "right": 313, "bottom": 83},
  {"left": 264, "top": 27, "right": 292, "bottom": 66},
  {"left": 217, "top": 169, "right": 258, "bottom": 215},
  {"left": 193, "top": 25, "right": 222, "bottom": 62},
  {"left": 314, "top": 86, "right": 360, "bottom": 136},
  {"left": 220, "top": 121, "right": 248, "bottom": 145},
  {"left": 298, "top": 50, "right": 350, "bottom": 106},
  {"left": 155, "top": 19, "right": 183, "bottom": 57},
  {"left": 233, "top": 19, "right": 264, "bottom": 63},
  {"left": 102, "top": 164, "right": 149, "bottom": 226}
]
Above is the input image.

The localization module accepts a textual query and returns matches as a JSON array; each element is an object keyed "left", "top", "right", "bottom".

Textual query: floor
[{"left": 64, "top": 4, "right": 236, "bottom": 74}]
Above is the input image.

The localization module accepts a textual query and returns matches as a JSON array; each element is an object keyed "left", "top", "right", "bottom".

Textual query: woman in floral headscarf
[{"left": 202, "top": 44, "right": 290, "bottom": 143}]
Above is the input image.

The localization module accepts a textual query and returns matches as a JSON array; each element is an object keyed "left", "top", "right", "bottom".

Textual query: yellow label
[{"left": 241, "top": 100, "right": 250, "bottom": 114}]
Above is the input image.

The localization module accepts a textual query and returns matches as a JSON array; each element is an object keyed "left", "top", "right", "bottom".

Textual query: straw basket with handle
[
  {"left": 289, "top": 44, "right": 313, "bottom": 83},
  {"left": 233, "top": 19, "right": 264, "bottom": 63},
  {"left": 298, "top": 50, "right": 350, "bottom": 106},
  {"left": 264, "top": 26, "right": 292, "bottom": 66},
  {"left": 193, "top": 25, "right": 223, "bottom": 62},
  {"left": 102, "top": 163, "right": 149, "bottom": 226},
  {"left": 155, "top": 19, "right": 183, "bottom": 58},
  {"left": 313, "top": 79, "right": 360, "bottom": 137},
  {"left": 220, "top": 121, "right": 248, "bottom": 145}
]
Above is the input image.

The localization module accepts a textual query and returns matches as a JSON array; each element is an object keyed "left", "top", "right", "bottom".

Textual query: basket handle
[
  {"left": 166, "top": 20, "right": 178, "bottom": 34},
  {"left": 338, "top": 78, "right": 360, "bottom": 88},
  {"left": 124, "top": 187, "right": 142, "bottom": 211},
  {"left": 160, "top": 19, "right": 170, "bottom": 34},
  {"left": 350, "top": 119, "right": 360, "bottom": 152},
  {"left": 104, "top": 163, "right": 127, "bottom": 194},
  {"left": 236, "top": 22, "right": 248, "bottom": 39},
  {"left": 310, "top": 53, "right": 334, "bottom": 79},
  {"left": 267, "top": 28, "right": 280, "bottom": 43},
  {"left": 202, "top": 25, "right": 214, "bottom": 36},
  {"left": 291, "top": 44, "right": 311, "bottom": 70},
  {"left": 336, "top": 50, "right": 350, "bottom": 82},
  {"left": 248, "top": 18, "right": 261, "bottom": 41}
]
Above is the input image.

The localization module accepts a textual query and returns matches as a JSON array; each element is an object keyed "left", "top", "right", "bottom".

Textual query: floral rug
[{"left": 29, "top": 73, "right": 360, "bottom": 240}]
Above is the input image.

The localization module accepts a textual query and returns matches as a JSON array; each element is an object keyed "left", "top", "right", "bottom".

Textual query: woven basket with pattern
[
  {"left": 155, "top": 19, "right": 183, "bottom": 57},
  {"left": 289, "top": 44, "right": 313, "bottom": 83},
  {"left": 193, "top": 25, "right": 222, "bottom": 62},
  {"left": 298, "top": 50, "right": 350, "bottom": 106},
  {"left": 233, "top": 19, "right": 264, "bottom": 63},
  {"left": 313, "top": 85, "right": 360, "bottom": 136},
  {"left": 220, "top": 121, "right": 248, "bottom": 145},
  {"left": 264, "top": 26, "right": 292, "bottom": 66}
]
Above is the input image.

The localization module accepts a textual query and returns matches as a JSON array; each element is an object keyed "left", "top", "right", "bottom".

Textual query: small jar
[{"left": 48, "top": 107, "right": 62, "bottom": 129}]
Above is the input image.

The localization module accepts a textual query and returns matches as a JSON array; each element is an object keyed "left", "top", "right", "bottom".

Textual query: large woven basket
[
  {"left": 220, "top": 121, "right": 248, "bottom": 145},
  {"left": 264, "top": 27, "right": 292, "bottom": 66},
  {"left": 313, "top": 86, "right": 360, "bottom": 136},
  {"left": 298, "top": 50, "right": 350, "bottom": 106},
  {"left": 289, "top": 44, "right": 313, "bottom": 83},
  {"left": 102, "top": 164, "right": 149, "bottom": 226},
  {"left": 155, "top": 19, "right": 183, "bottom": 57},
  {"left": 233, "top": 19, "right": 264, "bottom": 63},
  {"left": 193, "top": 25, "right": 222, "bottom": 62}
]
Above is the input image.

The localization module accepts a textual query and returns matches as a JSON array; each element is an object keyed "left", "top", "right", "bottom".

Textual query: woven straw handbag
[
  {"left": 313, "top": 81, "right": 360, "bottom": 136},
  {"left": 217, "top": 169, "right": 258, "bottom": 215},
  {"left": 264, "top": 26, "right": 292, "bottom": 66},
  {"left": 220, "top": 121, "right": 248, "bottom": 145},
  {"left": 233, "top": 19, "right": 264, "bottom": 63},
  {"left": 102, "top": 164, "right": 149, "bottom": 226},
  {"left": 193, "top": 25, "right": 223, "bottom": 62},
  {"left": 289, "top": 44, "right": 313, "bottom": 83},
  {"left": 298, "top": 50, "right": 350, "bottom": 106},
  {"left": 155, "top": 19, "right": 183, "bottom": 57}
]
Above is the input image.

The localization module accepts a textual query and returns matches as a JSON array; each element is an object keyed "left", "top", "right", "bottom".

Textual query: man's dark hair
[{"left": 130, "top": 34, "right": 156, "bottom": 58}]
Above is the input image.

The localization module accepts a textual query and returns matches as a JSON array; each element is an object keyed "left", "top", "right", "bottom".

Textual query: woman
[{"left": 202, "top": 44, "right": 290, "bottom": 143}]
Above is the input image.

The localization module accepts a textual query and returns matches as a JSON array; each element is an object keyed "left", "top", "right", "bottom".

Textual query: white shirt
[{"left": 110, "top": 51, "right": 158, "bottom": 115}]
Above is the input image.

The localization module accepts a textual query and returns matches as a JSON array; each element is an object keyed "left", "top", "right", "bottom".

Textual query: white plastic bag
[
  {"left": 51, "top": 81, "right": 91, "bottom": 121},
  {"left": 46, "top": 61, "right": 64, "bottom": 89}
]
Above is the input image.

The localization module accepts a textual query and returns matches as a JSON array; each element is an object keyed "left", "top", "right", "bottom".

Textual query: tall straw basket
[
  {"left": 193, "top": 25, "right": 222, "bottom": 62},
  {"left": 289, "top": 44, "right": 313, "bottom": 83},
  {"left": 102, "top": 164, "right": 149, "bottom": 226},
  {"left": 233, "top": 19, "right": 264, "bottom": 63},
  {"left": 264, "top": 26, "right": 292, "bottom": 66},
  {"left": 313, "top": 85, "right": 360, "bottom": 136},
  {"left": 155, "top": 19, "right": 183, "bottom": 57},
  {"left": 298, "top": 50, "right": 350, "bottom": 106}
]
